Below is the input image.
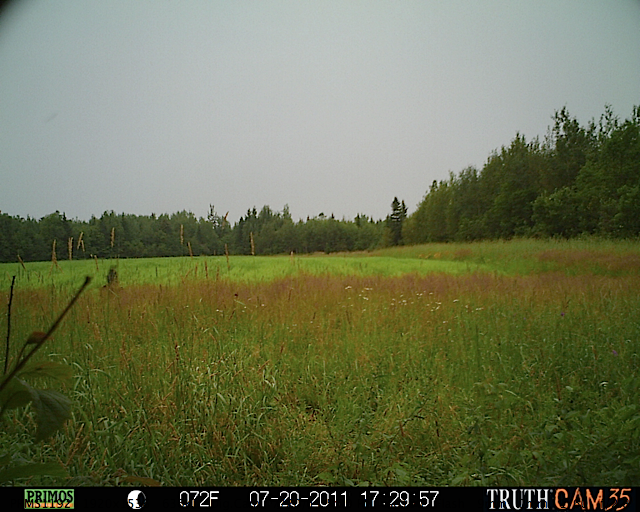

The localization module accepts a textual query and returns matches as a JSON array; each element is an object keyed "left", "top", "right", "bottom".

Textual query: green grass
[
  {"left": 3, "top": 237, "right": 639, "bottom": 293},
  {"left": 1, "top": 239, "right": 639, "bottom": 487},
  {"left": 0, "top": 253, "right": 488, "bottom": 293}
]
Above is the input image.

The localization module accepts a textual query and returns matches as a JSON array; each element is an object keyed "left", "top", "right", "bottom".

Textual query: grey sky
[{"left": 1, "top": 1, "right": 639, "bottom": 224}]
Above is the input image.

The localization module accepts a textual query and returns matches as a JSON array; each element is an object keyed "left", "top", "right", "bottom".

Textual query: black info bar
[{"left": 5, "top": 486, "right": 637, "bottom": 511}]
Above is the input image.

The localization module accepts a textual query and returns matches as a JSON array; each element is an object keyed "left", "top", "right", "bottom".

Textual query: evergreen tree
[{"left": 386, "top": 197, "right": 407, "bottom": 246}]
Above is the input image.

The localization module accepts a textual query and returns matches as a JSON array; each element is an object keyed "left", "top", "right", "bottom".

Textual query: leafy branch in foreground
[{"left": 0, "top": 276, "right": 91, "bottom": 484}]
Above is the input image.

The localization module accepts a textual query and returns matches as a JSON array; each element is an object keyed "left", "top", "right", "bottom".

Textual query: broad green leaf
[
  {"left": 1, "top": 390, "right": 32, "bottom": 412},
  {"left": 0, "top": 462, "right": 68, "bottom": 483},
  {"left": 29, "top": 389, "right": 71, "bottom": 442},
  {"left": 0, "top": 378, "right": 33, "bottom": 413},
  {"left": 18, "top": 361, "right": 73, "bottom": 384}
]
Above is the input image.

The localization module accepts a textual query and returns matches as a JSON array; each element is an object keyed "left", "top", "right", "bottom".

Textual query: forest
[{"left": 1, "top": 104, "right": 638, "bottom": 263}]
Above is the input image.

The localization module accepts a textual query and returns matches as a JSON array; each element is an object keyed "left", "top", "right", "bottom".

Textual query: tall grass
[{"left": 1, "top": 240, "right": 639, "bottom": 486}]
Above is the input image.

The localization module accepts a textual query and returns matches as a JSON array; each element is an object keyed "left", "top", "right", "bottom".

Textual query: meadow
[{"left": 1, "top": 238, "right": 639, "bottom": 486}]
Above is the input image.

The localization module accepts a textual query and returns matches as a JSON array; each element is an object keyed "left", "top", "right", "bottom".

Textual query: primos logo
[{"left": 24, "top": 489, "right": 74, "bottom": 509}]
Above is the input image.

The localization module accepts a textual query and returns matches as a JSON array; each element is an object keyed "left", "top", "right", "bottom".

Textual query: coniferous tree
[{"left": 386, "top": 197, "right": 407, "bottom": 246}]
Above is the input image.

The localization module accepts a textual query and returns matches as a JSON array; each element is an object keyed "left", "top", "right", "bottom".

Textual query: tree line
[
  {"left": 1, "top": 104, "right": 638, "bottom": 263},
  {"left": 0, "top": 205, "right": 390, "bottom": 263},
  {"left": 402, "top": 104, "right": 640, "bottom": 243}
]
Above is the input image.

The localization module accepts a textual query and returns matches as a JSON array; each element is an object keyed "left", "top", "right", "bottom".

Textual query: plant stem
[
  {"left": 0, "top": 276, "right": 91, "bottom": 394},
  {"left": 4, "top": 275, "right": 16, "bottom": 375}
]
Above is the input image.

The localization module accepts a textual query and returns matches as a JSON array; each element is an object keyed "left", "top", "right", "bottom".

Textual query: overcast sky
[{"left": 1, "top": 1, "right": 639, "bottom": 224}]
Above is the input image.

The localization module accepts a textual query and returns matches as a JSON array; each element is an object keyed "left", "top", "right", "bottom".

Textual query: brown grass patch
[{"left": 537, "top": 249, "right": 640, "bottom": 274}]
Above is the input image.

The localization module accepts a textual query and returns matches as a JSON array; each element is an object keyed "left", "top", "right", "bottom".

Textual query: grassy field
[{"left": 1, "top": 239, "right": 639, "bottom": 486}]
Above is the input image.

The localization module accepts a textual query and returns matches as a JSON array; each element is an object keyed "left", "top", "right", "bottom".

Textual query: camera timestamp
[{"left": 249, "top": 490, "right": 348, "bottom": 508}]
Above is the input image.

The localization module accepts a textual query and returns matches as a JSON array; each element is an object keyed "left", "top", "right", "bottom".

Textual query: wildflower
[{"left": 613, "top": 350, "right": 618, "bottom": 356}]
